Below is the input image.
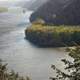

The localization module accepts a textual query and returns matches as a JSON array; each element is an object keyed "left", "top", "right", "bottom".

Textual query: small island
[
  {"left": 0, "top": 7, "right": 8, "bottom": 13},
  {"left": 25, "top": 22, "right": 80, "bottom": 47}
]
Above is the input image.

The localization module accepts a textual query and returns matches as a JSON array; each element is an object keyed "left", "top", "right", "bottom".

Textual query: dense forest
[{"left": 30, "top": 0, "right": 80, "bottom": 25}]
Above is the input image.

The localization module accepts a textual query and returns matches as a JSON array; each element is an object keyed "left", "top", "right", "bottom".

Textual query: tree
[
  {"left": 50, "top": 46, "right": 80, "bottom": 80},
  {"left": 0, "top": 59, "right": 31, "bottom": 80}
]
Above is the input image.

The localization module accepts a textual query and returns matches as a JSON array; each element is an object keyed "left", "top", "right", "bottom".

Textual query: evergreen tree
[{"left": 0, "top": 60, "right": 31, "bottom": 80}]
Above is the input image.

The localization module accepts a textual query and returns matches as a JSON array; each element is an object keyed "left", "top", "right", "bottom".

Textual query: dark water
[{"left": 0, "top": 11, "right": 71, "bottom": 80}]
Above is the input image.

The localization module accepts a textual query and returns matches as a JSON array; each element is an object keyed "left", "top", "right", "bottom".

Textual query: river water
[{"left": 0, "top": 10, "right": 70, "bottom": 80}]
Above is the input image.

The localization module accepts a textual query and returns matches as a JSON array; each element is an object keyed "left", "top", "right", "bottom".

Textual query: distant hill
[
  {"left": 30, "top": 0, "right": 80, "bottom": 25},
  {"left": 15, "top": 0, "right": 48, "bottom": 11},
  {"left": 15, "top": 1, "right": 33, "bottom": 10}
]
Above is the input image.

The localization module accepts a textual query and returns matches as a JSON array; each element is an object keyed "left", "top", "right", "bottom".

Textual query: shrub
[
  {"left": 0, "top": 60, "right": 31, "bottom": 80},
  {"left": 50, "top": 46, "right": 80, "bottom": 80}
]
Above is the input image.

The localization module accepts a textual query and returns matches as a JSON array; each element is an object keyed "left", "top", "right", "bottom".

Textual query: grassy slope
[{"left": 25, "top": 23, "right": 80, "bottom": 47}]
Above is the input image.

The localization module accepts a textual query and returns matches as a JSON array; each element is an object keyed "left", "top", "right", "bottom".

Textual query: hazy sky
[{"left": 0, "top": 0, "right": 30, "bottom": 1}]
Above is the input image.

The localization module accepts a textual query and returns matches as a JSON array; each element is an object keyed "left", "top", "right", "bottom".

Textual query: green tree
[
  {"left": 50, "top": 46, "right": 80, "bottom": 80},
  {"left": 0, "top": 60, "right": 31, "bottom": 80}
]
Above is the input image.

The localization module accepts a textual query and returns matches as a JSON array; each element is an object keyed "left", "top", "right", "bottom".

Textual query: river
[{"left": 0, "top": 10, "right": 70, "bottom": 80}]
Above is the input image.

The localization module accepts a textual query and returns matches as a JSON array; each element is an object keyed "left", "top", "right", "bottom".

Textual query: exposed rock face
[{"left": 30, "top": 0, "right": 80, "bottom": 25}]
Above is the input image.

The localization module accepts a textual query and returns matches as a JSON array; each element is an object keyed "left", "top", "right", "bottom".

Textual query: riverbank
[{"left": 25, "top": 23, "right": 80, "bottom": 47}]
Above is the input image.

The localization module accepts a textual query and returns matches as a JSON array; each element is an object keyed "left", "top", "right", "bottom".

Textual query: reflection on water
[{"left": 0, "top": 10, "right": 70, "bottom": 80}]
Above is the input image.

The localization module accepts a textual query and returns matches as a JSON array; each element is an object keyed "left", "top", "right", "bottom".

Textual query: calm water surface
[{"left": 0, "top": 10, "right": 70, "bottom": 80}]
